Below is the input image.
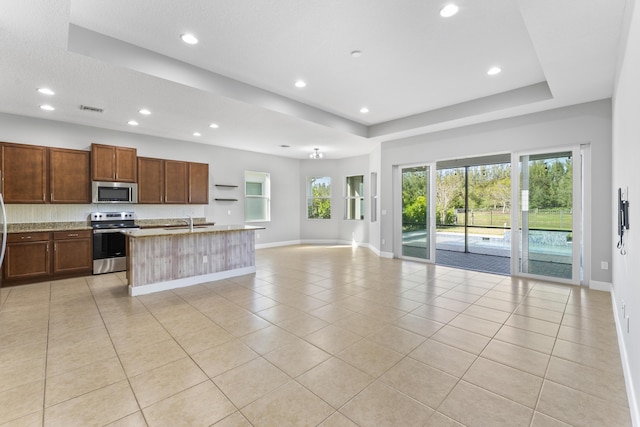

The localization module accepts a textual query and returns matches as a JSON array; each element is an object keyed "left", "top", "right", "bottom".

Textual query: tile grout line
[{"left": 86, "top": 275, "right": 150, "bottom": 426}]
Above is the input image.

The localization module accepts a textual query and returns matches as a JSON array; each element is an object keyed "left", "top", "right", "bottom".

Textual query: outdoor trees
[
  {"left": 436, "top": 169, "right": 464, "bottom": 225},
  {"left": 527, "top": 158, "right": 572, "bottom": 209},
  {"left": 402, "top": 168, "right": 427, "bottom": 230},
  {"left": 308, "top": 177, "right": 331, "bottom": 219}
]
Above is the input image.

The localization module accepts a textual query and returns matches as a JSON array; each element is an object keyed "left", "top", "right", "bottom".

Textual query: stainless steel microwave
[{"left": 92, "top": 181, "right": 138, "bottom": 204}]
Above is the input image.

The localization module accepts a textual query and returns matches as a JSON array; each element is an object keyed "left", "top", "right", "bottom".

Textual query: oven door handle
[{"left": 93, "top": 228, "right": 129, "bottom": 234}]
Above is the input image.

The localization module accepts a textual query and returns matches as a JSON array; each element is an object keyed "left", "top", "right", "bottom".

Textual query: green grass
[{"left": 444, "top": 209, "right": 572, "bottom": 231}]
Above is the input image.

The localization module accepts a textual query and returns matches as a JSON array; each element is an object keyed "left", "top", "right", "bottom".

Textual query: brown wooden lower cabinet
[
  {"left": 2, "top": 230, "right": 92, "bottom": 286},
  {"left": 4, "top": 232, "right": 50, "bottom": 281},
  {"left": 52, "top": 231, "right": 92, "bottom": 274}
]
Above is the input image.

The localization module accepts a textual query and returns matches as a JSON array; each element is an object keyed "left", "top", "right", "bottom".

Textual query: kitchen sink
[{"left": 163, "top": 225, "right": 211, "bottom": 230}]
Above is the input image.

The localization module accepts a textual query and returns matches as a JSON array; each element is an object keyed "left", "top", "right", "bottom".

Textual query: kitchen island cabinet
[{"left": 124, "top": 225, "right": 263, "bottom": 296}]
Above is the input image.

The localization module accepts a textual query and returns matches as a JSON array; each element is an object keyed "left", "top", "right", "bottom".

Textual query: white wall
[
  {"left": 299, "top": 154, "right": 372, "bottom": 246},
  {"left": 376, "top": 100, "right": 613, "bottom": 284},
  {"left": 368, "top": 144, "right": 382, "bottom": 254},
  {"left": 337, "top": 155, "right": 370, "bottom": 246},
  {"left": 612, "top": 0, "right": 640, "bottom": 421},
  {"left": 0, "top": 113, "right": 301, "bottom": 246}
]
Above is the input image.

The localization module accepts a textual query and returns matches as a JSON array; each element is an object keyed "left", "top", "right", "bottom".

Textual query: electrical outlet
[
  {"left": 601, "top": 261, "right": 609, "bottom": 270},
  {"left": 382, "top": 239, "right": 386, "bottom": 245},
  {"left": 256, "top": 233, "right": 260, "bottom": 239},
  {"left": 203, "top": 255, "right": 208, "bottom": 263},
  {"left": 227, "top": 209, "right": 231, "bottom": 215}
]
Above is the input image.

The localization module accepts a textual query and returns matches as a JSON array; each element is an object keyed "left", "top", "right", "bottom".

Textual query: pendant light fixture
[{"left": 309, "top": 148, "right": 323, "bottom": 159}]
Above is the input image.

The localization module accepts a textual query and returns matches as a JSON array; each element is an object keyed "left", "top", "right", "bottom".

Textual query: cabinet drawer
[
  {"left": 53, "top": 230, "right": 92, "bottom": 240},
  {"left": 7, "top": 232, "right": 51, "bottom": 243}
]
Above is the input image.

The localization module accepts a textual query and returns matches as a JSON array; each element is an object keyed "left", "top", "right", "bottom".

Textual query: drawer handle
[
  {"left": 68, "top": 233, "right": 79, "bottom": 237},
  {"left": 21, "top": 236, "right": 32, "bottom": 239}
]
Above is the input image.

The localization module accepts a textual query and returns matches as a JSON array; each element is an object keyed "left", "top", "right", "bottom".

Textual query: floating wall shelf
[
  {"left": 214, "top": 184, "right": 238, "bottom": 188},
  {"left": 214, "top": 198, "right": 238, "bottom": 202}
]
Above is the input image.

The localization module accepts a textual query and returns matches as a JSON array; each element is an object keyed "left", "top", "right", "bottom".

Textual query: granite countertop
[
  {"left": 6, "top": 217, "right": 212, "bottom": 233},
  {"left": 7, "top": 222, "right": 92, "bottom": 233},
  {"left": 123, "top": 224, "right": 264, "bottom": 238}
]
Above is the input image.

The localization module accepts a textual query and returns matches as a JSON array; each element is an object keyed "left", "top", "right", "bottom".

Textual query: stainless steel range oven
[{"left": 91, "top": 211, "right": 139, "bottom": 274}]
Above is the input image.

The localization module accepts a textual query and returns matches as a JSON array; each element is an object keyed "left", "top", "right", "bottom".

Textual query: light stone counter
[
  {"left": 7, "top": 222, "right": 91, "bottom": 233},
  {"left": 124, "top": 225, "right": 264, "bottom": 296},
  {"left": 123, "top": 224, "right": 262, "bottom": 238}
]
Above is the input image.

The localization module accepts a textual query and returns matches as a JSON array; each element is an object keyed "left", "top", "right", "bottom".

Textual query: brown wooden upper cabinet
[
  {"left": 138, "top": 157, "right": 208, "bottom": 204},
  {"left": 137, "top": 157, "right": 164, "bottom": 204},
  {"left": 49, "top": 148, "right": 91, "bottom": 203},
  {"left": 1, "top": 142, "right": 47, "bottom": 203},
  {"left": 91, "top": 143, "right": 137, "bottom": 182},
  {"left": 189, "top": 162, "right": 209, "bottom": 204},
  {"left": 164, "top": 160, "right": 188, "bottom": 204}
]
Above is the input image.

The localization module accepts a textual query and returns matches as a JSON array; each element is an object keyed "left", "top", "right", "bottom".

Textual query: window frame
[
  {"left": 345, "top": 175, "right": 365, "bottom": 220},
  {"left": 307, "top": 176, "right": 332, "bottom": 220},
  {"left": 244, "top": 171, "right": 271, "bottom": 223}
]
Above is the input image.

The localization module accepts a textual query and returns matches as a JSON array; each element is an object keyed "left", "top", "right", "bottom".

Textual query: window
[
  {"left": 245, "top": 171, "right": 270, "bottom": 222},
  {"left": 345, "top": 175, "right": 364, "bottom": 220},
  {"left": 307, "top": 177, "right": 331, "bottom": 219}
]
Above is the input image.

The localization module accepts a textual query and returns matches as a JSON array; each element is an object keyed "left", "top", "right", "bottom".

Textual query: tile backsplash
[{"left": 5, "top": 204, "right": 206, "bottom": 224}]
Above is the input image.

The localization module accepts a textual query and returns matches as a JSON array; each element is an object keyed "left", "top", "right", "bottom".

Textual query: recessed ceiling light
[
  {"left": 209, "top": 123, "right": 219, "bottom": 129},
  {"left": 193, "top": 132, "right": 201, "bottom": 137},
  {"left": 351, "top": 50, "right": 363, "bottom": 58},
  {"left": 360, "top": 107, "right": 369, "bottom": 114},
  {"left": 181, "top": 33, "right": 198, "bottom": 45},
  {"left": 37, "top": 88, "right": 55, "bottom": 95},
  {"left": 487, "top": 66, "right": 502, "bottom": 75},
  {"left": 127, "top": 120, "right": 139, "bottom": 126},
  {"left": 440, "top": 4, "right": 459, "bottom": 18},
  {"left": 40, "top": 104, "right": 55, "bottom": 111},
  {"left": 294, "top": 80, "right": 307, "bottom": 88},
  {"left": 139, "top": 108, "right": 151, "bottom": 115}
]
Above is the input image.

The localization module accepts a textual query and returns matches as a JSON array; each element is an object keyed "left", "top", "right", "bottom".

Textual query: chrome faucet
[{"left": 181, "top": 215, "right": 194, "bottom": 231}]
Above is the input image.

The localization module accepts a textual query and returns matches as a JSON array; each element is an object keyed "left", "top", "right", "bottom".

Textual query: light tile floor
[{"left": 0, "top": 245, "right": 632, "bottom": 426}]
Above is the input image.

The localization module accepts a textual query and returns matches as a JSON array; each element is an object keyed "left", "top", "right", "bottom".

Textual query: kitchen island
[{"left": 123, "top": 224, "right": 264, "bottom": 296}]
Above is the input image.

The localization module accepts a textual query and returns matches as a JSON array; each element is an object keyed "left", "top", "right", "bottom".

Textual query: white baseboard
[
  {"left": 589, "top": 280, "right": 612, "bottom": 292},
  {"left": 380, "top": 251, "right": 394, "bottom": 258},
  {"left": 611, "top": 290, "right": 640, "bottom": 427},
  {"left": 129, "top": 266, "right": 256, "bottom": 296},
  {"left": 255, "top": 240, "right": 301, "bottom": 249},
  {"left": 300, "top": 239, "right": 347, "bottom": 245}
]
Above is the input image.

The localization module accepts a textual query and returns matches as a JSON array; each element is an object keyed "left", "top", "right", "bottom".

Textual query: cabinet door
[
  {"left": 4, "top": 241, "right": 50, "bottom": 280},
  {"left": 1, "top": 143, "right": 47, "bottom": 203},
  {"left": 138, "top": 157, "right": 164, "bottom": 203},
  {"left": 53, "top": 238, "right": 92, "bottom": 274},
  {"left": 115, "top": 147, "right": 137, "bottom": 182},
  {"left": 91, "top": 144, "right": 116, "bottom": 181},
  {"left": 164, "top": 160, "right": 188, "bottom": 204},
  {"left": 50, "top": 148, "right": 91, "bottom": 203},
  {"left": 188, "top": 162, "right": 209, "bottom": 204}
]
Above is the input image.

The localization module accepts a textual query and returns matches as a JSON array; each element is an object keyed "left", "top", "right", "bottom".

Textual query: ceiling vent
[{"left": 79, "top": 105, "right": 104, "bottom": 113}]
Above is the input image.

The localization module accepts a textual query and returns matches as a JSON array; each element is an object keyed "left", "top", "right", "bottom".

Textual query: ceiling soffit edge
[{"left": 67, "top": 25, "right": 554, "bottom": 143}]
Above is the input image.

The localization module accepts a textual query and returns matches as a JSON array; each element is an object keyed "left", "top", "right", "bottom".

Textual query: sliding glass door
[
  {"left": 401, "top": 165, "right": 434, "bottom": 261},
  {"left": 516, "top": 149, "right": 581, "bottom": 283}
]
